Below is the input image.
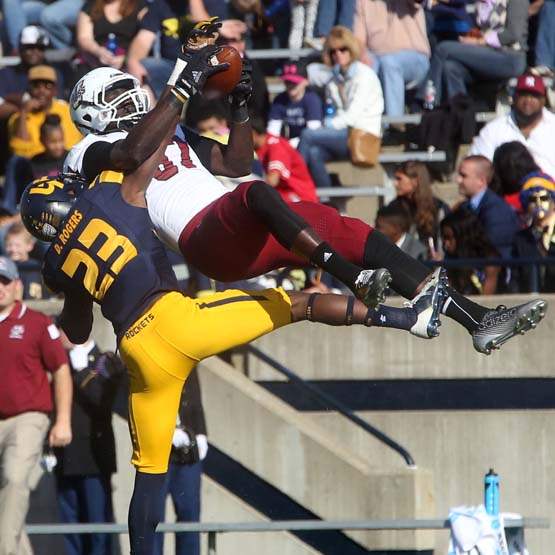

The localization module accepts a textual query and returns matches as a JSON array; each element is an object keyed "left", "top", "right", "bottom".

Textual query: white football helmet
[{"left": 70, "top": 67, "right": 151, "bottom": 135}]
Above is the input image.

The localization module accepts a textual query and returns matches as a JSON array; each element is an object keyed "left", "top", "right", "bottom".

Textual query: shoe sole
[
  {"left": 482, "top": 300, "right": 548, "bottom": 355},
  {"left": 362, "top": 268, "right": 392, "bottom": 309}
]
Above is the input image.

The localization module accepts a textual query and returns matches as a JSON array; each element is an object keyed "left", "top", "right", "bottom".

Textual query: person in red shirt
[
  {"left": 0, "top": 255, "right": 72, "bottom": 555},
  {"left": 251, "top": 116, "right": 319, "bottom": 204}
]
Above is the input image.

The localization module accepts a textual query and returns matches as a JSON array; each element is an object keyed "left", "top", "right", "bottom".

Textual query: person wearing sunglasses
[
  {"left": 512, "top": 176, "right": 555, "bottom": 292},
  {"left": 298, "top": 25, "right": 383, "bottom": 192}
]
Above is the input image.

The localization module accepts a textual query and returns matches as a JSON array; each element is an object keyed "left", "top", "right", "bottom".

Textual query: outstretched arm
[{"left": 209, "top": 58, "right": 254, "bottom": 177}]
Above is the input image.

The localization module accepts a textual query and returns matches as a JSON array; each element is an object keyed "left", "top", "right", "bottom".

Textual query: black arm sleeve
[
  {"left": 81, "top": 140, "right": 122, "bottom": 181},
  {"left": 182, "top": 126, "right": 215, "bottom": 173}
]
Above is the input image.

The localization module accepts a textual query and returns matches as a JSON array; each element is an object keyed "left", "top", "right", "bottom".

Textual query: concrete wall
[{"left": 28, "top": 294, "right": 554, "bottom": 553}]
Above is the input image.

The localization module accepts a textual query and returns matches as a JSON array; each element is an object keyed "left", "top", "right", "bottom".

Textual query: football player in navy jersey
[
  {"left": 21, "top": 158, "right": 445, "bottom": 554},
  {"left": 63, "top": 18, "right": 548, "bottom": 355}
]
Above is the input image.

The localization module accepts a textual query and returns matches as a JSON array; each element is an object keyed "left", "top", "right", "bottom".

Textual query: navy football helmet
[{"left": 20, "top": 174, "right": 86, "bottom": 242}]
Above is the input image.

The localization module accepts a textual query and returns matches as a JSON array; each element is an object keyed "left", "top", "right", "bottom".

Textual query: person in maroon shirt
[{"left": 0, "top": 255, "right": 72, "bottom": 555}]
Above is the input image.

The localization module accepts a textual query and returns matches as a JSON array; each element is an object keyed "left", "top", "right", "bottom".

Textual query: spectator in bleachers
[
  {"left": 387, "top": 160, "right": 450, "bottom": 255},
  {"left": 73, "top": 0, "right": 148, "bottom": 80},
  {"left": 288, "top": 0, "right": 319, "bottom": 49},
  {"left": 470, "top": 74, "right": 555, "bottom": 178},
  {"left": 0, "top": 209, "right": 18, "bottom": 255},
  {"left": 267, "top": 60, "right": 323, "bottom": 148},
  {"left": 428, "top": 0, "right": 473, "bottom": 45},
  {"left": 309, "top": 0, "right": 355, "bottom": 50},
  {"left": 26, "top": 114, "right": 68, "bottom": 180},
  {"left": 440, "top": 207, "right": 501, "bottom": 294},
  {"left": 54, "top": 328, "right": 123, "bottom": 555},
  {"left": 216, "top": 24, "right": 270, "bottom": 118},
  {"left": 252, "top": 116, "right": 319, "bottom": 202},
  {"left": 299, "top": 26, "right": 383, "bottom": 189},
  {"left": 353, "top": 0, "right": 430, "bottom": 117},
  {"left": 491, "top": 140, "right": 543, "bottom": 212},
  {"left": 0, "top": 255, "right": 71, "bottom": 555},
  {"left": 512, "top": 176, "right": 555, "bottom": 291},
  {"left": 534, "top": 0, "right": 555, "bottom": 73},
  {"left": 457, "top": 154, "right": 520, "bottom": 258},
  {"left": 2, "top": 0, "right": 83, "bottom": 53},
  {"left": 8, "top": 65, "right": 81, "bottom": 159},
  {"left": 375, "top": 204, "right": 428, "bottom": 261},
  {"left": 3, "top": 222, "right": 51, "bottom": 299},
  {"left": 425, "top": 0, "right": 528, "bottom": 106},
  {"left": 0, "top": 27, "right": 52, "bottom": 122},
  {"left": 126, "top": 0, "right": 179, "bottom": 99}
]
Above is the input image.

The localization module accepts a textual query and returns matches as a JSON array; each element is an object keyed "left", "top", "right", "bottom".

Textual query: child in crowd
[
  {"left": 3, "top": 221, "right": 50, "bottom": 299},
  {"left": 439, "top": 208, "right": 500, "bottom": 295},
  {"left": 375, "top": 204, "right": 428, "bottom": 261},
  {"left": 267, "top": 61, "right": 322, "bottom": 148},
  {"left": 28, "top": 114, "right": 68, "bottom": 179}
]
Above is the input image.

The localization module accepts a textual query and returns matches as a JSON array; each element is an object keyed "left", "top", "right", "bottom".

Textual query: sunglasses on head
[{"left": 330, "top": 46, "right": 349, "bottom": 55}]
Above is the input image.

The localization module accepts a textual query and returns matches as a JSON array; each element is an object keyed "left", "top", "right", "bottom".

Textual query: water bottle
[
  {"left": 324, "top": 98, "right": 336, "bottom": 127},
  {"left": 484, "top": 468, "right": 500, "bottom": 516},
  {"left": 423, "top": 80, "right": 436, "bottom": 111},
  {"left": 106, "top": 33, "right": 118, "bottom": 55}
]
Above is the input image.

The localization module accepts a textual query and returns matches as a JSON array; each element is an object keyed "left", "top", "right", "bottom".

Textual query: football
[{"left": 204, "top": 45, "right": 243, "bottom": 97}]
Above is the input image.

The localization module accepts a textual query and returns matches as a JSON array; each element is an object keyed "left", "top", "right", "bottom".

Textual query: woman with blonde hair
[
  {"left": 298, "top": 25, "right": 384, "bottom": 192},
  {"left": 387, "top": 160, "right": 450, "bottom": 254}
]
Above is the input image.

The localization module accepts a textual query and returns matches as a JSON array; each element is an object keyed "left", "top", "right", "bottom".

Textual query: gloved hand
[
  {"left": 185, "top": 16, "right": 222, "bottom": 51},
  {"left": 172, "top": 427, "right": 191, "bottom": 448},
  {"left": 228, "top": 58, "right": 252, "bottom": 122},
  {"left": 171, "top": 44, "right": 229, "bottom": 101}
]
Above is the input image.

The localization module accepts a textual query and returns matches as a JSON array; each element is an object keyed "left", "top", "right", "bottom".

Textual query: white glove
[
  {"left": 196, "top": 434, "right": 208, "bottom": 460},
  {"left": 172, "top": 427, "right": 191, "bottom": 449}
]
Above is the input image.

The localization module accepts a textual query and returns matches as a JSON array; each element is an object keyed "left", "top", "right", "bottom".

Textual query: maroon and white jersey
[{"left": 64, "top": 126, "right": 229, "bottom": 250}]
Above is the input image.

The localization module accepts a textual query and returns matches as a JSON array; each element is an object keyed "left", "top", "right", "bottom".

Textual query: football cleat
[
  {"left": 406, "top": 267, "right": 449, "bottom": 339},
  {"left": 353, "top": 268, "right": 392, "bottom": 309},
  {"left": 472, "top": 299, "right": 548, "bottom": 355}
]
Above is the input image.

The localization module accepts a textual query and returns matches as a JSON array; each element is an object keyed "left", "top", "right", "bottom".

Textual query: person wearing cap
[
  {"left": 0, "top": 255, "right": 72, "bottom": 555},
  {"left": 470, "top": 73, "right": 555, "bottom": 177},
  {"left": 7, "top": 64, "right": 81, "bottom": 159},
  {"left": 2, "top": 0, "right": 83, "bottom": 53},
  {"left": 267, "top": 61, "right": 323, "bottom": 148},
  {"left": 512, "top": 176, "right": 555, "bottom": 292}
]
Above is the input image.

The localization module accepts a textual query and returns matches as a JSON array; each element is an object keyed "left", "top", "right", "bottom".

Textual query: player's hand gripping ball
[{"left": 203, "top": 45, "right": 243, "bottom": 98}]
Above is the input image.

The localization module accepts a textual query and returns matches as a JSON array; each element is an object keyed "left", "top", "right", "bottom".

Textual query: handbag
[{"left": 347, "top": 128, "right": 381, "bottom": 167}]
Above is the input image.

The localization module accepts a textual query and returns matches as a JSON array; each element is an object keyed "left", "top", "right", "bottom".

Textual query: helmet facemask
[{"left": 94, "top": 78, "right": 151, "bottom": 132}]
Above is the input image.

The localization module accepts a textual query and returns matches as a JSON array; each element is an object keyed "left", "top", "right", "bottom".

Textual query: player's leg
[{"left": 245, "top": 181, "right": 391, "bottom": 308}]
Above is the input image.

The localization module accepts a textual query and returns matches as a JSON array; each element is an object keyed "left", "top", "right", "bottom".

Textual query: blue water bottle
[
  {"left": 106, "top": 33, "right": 118, "bottom": 55},
  {"left": 324, "top": 98, "right": 336, "bottom": 127},
  {"left": 484, "top": 468, "right": 500, "bottom": 516}
]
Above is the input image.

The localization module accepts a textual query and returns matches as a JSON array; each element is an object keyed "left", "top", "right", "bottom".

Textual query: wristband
[{"left": 167, "top": 57, "right": 188, "bottom": 87}]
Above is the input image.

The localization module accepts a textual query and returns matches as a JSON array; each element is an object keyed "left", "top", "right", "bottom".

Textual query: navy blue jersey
[
  {"left": 268, "top": 90, "right": 323, "bottom": 139},
  {"left": 43, "top": 180, "right": 178, "bottom": 340}
]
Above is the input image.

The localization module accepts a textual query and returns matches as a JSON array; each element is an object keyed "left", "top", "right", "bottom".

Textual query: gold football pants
[{"left": 119, "top": 289, "right": 292, "bottom": 473}]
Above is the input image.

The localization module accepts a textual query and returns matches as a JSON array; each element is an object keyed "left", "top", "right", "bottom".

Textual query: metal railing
[
  {"left": 247, "top": 344, "right": 416, "bottom": 466},
  {"left": 25, "top": 517, "right": 550, "bottom": 555}
]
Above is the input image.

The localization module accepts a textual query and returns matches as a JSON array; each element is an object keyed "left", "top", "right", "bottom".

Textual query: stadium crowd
[{"left": 0, "top": 0, "right": 554, "bottom": 552}]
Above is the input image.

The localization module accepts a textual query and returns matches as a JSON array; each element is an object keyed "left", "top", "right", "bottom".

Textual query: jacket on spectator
[
  {"left": 318, "top": 61, "right": 384, "bottom": 136},
  {"left": 55, "top": 346, "right": 123, "bottom": 476},
  {"left": 476, "top": 0, "right": 529, "bottom": 52},
  {"left": 461, "top": 188, "right": 520, "bottom": 258},
  {"left": 353, "top": 0, "right": 430, "bottom": 56},
  {"left": 512, "top": 227, "right": 555, "bottom": 292}
]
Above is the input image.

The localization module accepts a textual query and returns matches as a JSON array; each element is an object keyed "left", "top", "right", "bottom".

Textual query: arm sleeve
[
  {"left": 305, "top": 92, "right": 323, "bottom": 122},
  {"left": 82, "top": 141, "right": 119, "bottom": 181},
  {"left": 182, "top": 126, "right": 214, "bottom": 171},
  {"left": 39, "top": 317, "right": 69, "bottom": 373},
  {"left": 469, "top": 123, "right": 496, "bottom": 160}
]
